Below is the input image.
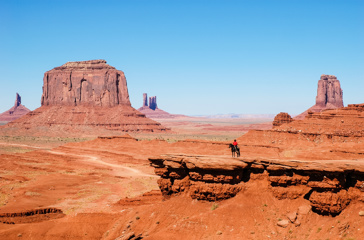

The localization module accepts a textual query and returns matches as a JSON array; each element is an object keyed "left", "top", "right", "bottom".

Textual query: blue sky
[{"left": 0, "top": 0, "right": 363, "bottom": 115}]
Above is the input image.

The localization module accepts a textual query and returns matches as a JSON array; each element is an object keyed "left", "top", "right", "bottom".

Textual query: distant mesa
[
  {"left": 0, "top": 93, "right": 30, "bottom": 122},
  {"left": 295, "top": 74, "right": 344, "bottom": 119},
  {"left": 0, "top": 60, "right": 169, "bottom": 136},
  {"left": 137, "top": 93, "right": 188, "bottom": 119}
]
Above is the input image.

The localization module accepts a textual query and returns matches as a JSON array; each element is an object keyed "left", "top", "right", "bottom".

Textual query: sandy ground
[{"left": 0, "top": 118, "right": 362, "bottom": 239}]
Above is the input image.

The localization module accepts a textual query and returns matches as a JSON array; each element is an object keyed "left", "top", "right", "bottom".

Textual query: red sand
[{"left": 0, "top": 104, "right": 363, "bottom": 239}]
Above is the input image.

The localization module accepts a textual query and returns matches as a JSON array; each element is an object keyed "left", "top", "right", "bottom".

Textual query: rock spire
[
  {"left": 295, "top": 74, "right": 344, "bottom": 119},
  {"left": 142, "top": 93, "right": 148, "bottom": 107},
  {"left": 139, "top": 93, "right": 158, "bottom": 110},
  {"left": 0, "top": 93, "right": 30, "bottom": 122},
  {"left": 149, "top": 96, "right": 157, "bottom": 110},
  {"left": 316, "top": 75, "right": 343, "bottom": 108}
]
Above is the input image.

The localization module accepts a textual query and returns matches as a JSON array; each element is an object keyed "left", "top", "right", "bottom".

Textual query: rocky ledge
[{"left": 149, "top": 154, "right": 364, "bottom": 216}]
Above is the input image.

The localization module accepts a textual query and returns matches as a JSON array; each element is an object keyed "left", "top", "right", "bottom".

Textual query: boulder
[
  {"left": 298, "top": 205, "right": 311, "bottom": 215},
  {"left": 286, "top": 212, "right": 297, "bottom": 223},
  {"left": 277, "top": 219, "right": 290, "bottom": 228}
]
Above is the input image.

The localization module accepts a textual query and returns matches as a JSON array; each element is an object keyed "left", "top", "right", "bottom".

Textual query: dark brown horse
[{"left": 229, "top": 144, "right": 240, "bottom": 157}]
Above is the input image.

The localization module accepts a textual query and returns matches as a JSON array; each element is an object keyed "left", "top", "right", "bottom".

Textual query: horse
[{"left": 229, "top": 144, "right": 240, "bottom": 157}]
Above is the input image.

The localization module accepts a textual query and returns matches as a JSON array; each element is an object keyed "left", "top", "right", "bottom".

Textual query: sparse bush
[{"left": 211, "top": 202, "right": 219, "bottom": 211}]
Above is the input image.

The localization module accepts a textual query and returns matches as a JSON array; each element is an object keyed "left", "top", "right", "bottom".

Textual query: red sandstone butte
[
  {"left": 0, "top": 60, "right": 169, "bottom": 136},
  {"left": 41, "top": 59, "right": 130, "bottom": 107},
  {"left": 272, "top": 112, "right": 293, "bottom": 127},
  {"left": 295, "top": 74, "right": 343, "bottom": 119},
  {"left": 0, "top": 93, "right": 30, "bottom": 122}
]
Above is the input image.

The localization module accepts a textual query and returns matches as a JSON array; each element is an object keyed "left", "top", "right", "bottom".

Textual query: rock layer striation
[
  {"left": 272, "top": 112, "right": 293, "bottom": 127},
  {"left": 150, "top": 154, "right": 364, "bottom": 215},
  {"left": 150, "top": 103, "right": 364, "bottom": 216},
  {"left": 316, "top": 75, "right": 343, "bottom": 108},
  {"left": 41, "top": 60, "right": 130, "bottom": 107},
  {"left": 295, "top": 74, "right": 344, "bottom": 119},
  {"left": 0, "top": 60, "right": 169, "bottom": 135}
]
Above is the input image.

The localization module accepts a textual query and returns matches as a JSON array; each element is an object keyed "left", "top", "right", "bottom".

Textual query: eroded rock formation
[
  {"left": 272, "top": 112, "right": 293, "bottom": 127},
  {"left": 138, "top": 93, "right": 157, "bottom": 111},
  {"left": 0, "top": 60, "right": 169, "bottom": 135},
  {"left": 150, "top": 103, "right": 364, "bottom": 216},
  {"left": 237, "top": 104, "right": 364, "bottom": 160},
  {"left": 0, "top": 93, "right": 30, "bottom": 122},
  {"left": 138, "top": 93, "right": 186, "bottom": 118},
  {"left": 295, "top": 74, "right": 344, "bottom": 119},
  {"left": 316, "top": 75, "right": 343, "bottom": 108},
  {"left": 150, "top": 154, "right": 364, "bottom": 216},
  {"left": 142, "top": 93, "right": 148, "bottom": 107},
  {"left": 41, "top": 60, "right": 130, "bottom": 107},
  {"left": 149, "top": 96, "right": 157, "bottom": 110}
]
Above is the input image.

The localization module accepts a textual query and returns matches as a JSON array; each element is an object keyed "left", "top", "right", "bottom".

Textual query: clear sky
[{"left": 0, "top": 0, "right": 363, "bottom": 116}]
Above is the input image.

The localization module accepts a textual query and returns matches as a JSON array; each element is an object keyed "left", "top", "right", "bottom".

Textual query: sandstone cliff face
[
  {"left": 295, "top": 74, "right": 344, "bottom": 119},
  {"left": 316, "top": 75, "right": 343, "bottom": 108},
  {"left": 0, "top": 93, "right": 30, "bottom": 122},
  {"left": 150, "top": 154, "right": 364, "bottom": 215},
  {"left": 149, "top": 103, "right": 364, "bottom": 216},
  {"left": 41, "top": 60, "right": 130, "bottom": 107}
]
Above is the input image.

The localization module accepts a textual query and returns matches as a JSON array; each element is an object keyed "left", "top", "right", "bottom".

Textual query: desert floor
[{"left": 0, "top": 117, "right": 362, "bottom": 240}]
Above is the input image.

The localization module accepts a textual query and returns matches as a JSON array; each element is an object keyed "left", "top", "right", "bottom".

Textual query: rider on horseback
[
  {"left": 233, "top": 139, "right": 239, "bottom": 151},
  {"left": 229, "top": 140, "right": 240, "bottom": 157}
]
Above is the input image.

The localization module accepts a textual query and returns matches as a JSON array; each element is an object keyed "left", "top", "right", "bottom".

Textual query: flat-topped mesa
[
  {"left": 41, "top": 60, "right": 130, "bottom": 107},
  {"left": 316, "top": 74, "right": 343, "bottom": 108},
  {"left": 0, "top": 61, "right": 170, "bottom": 135},
  {"left": 54, "top": 59, "right": 115, "bottom": 70}
]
